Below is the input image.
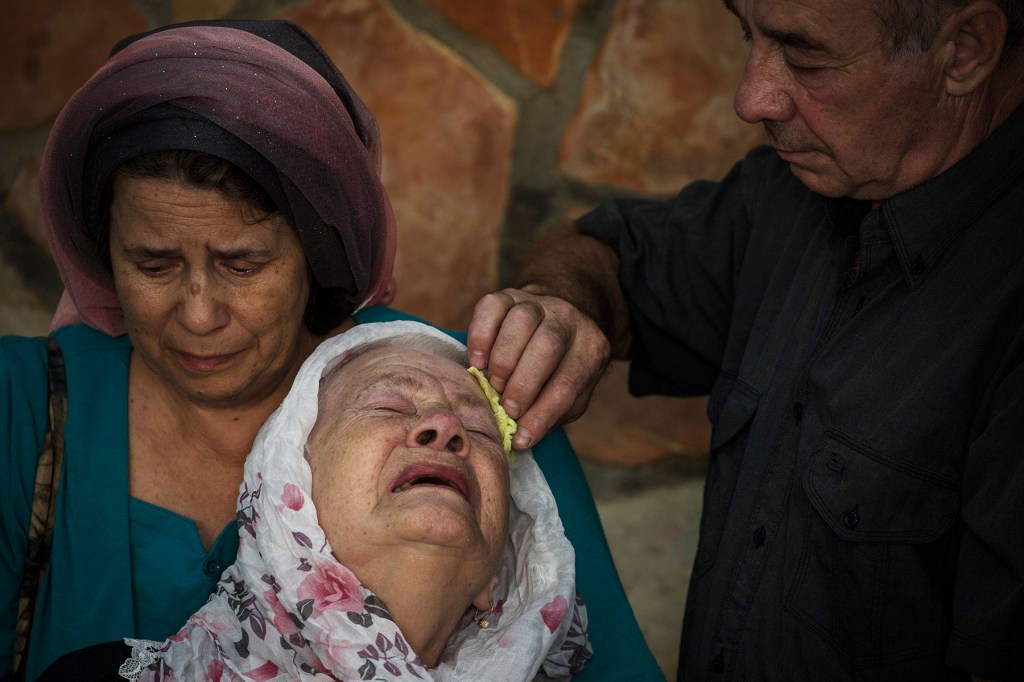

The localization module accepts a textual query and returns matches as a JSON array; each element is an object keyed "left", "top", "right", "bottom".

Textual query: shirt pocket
[
  {"left": 694, "top": 374, "right": 759, "bottom": 577},
  {"left": 786, "top": 429, "right": 959, "bottom": 669}
]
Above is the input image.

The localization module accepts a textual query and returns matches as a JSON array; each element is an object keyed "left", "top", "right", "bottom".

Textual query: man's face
[
  {"left": 728, "top": 0, "right": 952, "bottom": 201},
  {"left": 306, "top": 345, "right": 510, "bottom": 598}
]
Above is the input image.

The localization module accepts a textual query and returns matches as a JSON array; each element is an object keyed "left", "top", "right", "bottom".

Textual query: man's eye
[{"left": 786, "top": 60, "right": 822, "bottom": 74}]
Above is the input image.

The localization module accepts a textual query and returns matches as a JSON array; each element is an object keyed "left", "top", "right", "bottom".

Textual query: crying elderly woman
[{"left": 109, "top": 320, "right": 591, "bottom": 681}]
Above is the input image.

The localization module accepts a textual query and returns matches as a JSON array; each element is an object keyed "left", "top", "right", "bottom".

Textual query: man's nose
[
  {"left": 408, "top": 408, "right": 470, "bottom": 457},
  {"left": 733, "top": 42, "right": 795, "bottom": 124},
  {"left": 177, "top": 269, "right": 230, "bottom": 334}
]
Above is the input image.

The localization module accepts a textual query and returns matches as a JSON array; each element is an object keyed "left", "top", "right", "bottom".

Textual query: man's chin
[{"left": 786, "top": 162, "right": 852, "bottom": 199}]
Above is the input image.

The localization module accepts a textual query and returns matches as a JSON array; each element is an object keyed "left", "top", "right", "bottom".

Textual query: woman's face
[
  {"left": 109, "top": 176, "right": 315, "bottom": 408},
  {"left": 306, "top": 345, "right": 511, "bottom": 597}
]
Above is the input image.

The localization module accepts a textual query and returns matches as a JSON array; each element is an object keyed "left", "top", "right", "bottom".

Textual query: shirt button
[
  {"left": 841, "top": 505, "right": 860, "bottom": 530},
  {"left": 203, "top": 559, "right": 222, "bottom": 577},
  {"left": 753, "top": 526, "right": 766, "bottom": 548},
  {"left": 910, "top": 256, "right": 925, "bottom": 276},
  {"left": 792, "top": 402, "right": 804, "bottom": 421}
]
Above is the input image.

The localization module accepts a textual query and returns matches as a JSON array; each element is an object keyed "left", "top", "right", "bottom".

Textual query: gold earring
[{"left": 473, "top": 608, "right": 491, "bottom": 628}]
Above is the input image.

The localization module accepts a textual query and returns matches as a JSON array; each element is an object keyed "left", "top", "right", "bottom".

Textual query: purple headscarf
[{"left": 41, "top": 20, "right": 397, "bottom": 336}]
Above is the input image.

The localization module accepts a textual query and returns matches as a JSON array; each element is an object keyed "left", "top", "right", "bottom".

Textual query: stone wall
[{"left": 0, "top": 0, "right": 765, "bottom": 465}]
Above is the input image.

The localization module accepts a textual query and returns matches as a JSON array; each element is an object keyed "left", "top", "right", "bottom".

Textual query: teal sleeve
[
  {"left": 0, "top": 336, "right": 50, "bottom": 677},
  {"left": 355, "top": 306, "right": 665, "bottom": 681}
]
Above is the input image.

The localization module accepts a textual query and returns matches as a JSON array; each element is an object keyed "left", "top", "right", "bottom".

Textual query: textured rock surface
[
  {"left": 567, "top": 362, "right": 711, "bottom": 466},
  {"left": 1, "top": 0, "right": 148, "bottom": 130},
  {"left": 5, "top": 154, "right": 47, "bottom": 252},
  {"left": 170, "top": 0, "right": 239, "bottom": 22},
  {"left": 560, "top": 0, "right": 766, "bottom": 195},
  {"left": 423, "top": 0, "right": 585, "bottom": 86},
  {"left": 281, "top": 0, "right": 517, "bottom": 330}
]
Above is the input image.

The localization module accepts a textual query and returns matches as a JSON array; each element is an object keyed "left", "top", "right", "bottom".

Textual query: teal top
[{"left": 1, "top": 308, "right": 663, "bottom": 681}]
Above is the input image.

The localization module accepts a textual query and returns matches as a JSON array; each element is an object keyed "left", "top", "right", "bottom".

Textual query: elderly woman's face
[
  {"left": 307, "top": 346, "right": 511, "bottom": 595},
  {"left": 109, "top": 176, "right": 314, "bottom": 407}
]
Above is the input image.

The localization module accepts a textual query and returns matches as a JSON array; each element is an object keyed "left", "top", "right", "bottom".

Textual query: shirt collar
[{"left": 880, "top": 102, "right": 1024, "bottom": 288}]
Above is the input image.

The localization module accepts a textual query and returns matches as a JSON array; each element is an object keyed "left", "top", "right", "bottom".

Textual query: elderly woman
[
  {"left": 1, "top": 17, "right": 659, "bottom": 682},
  {"left": 41, "top": 321, "right": 592, "bottom": 680}
]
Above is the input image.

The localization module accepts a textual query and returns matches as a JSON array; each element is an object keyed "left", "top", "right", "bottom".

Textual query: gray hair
[{"left": 875, "top": 0, "right": 1023, "bottom": 56}]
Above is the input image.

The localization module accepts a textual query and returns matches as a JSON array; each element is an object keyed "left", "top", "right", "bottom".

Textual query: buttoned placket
[{"left": 706, "top": 209, "right": 898, "bottom": 678}]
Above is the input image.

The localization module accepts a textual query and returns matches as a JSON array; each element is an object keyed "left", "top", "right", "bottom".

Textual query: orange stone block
[
  {"left": 423, "top": 0, "right": 585, "bottom": 87},
  {"left": 0, "top": 0, "right": 148, "bottom": 131},
  {"left": 280, "top": 0, "right": 517, "bottom": 331},
  {"left": 4, "top": 154, "right": 48, "bottom": 254},
  {"left": 171, "top": 0, "right": 240, "bottom": 22},
  {"left": 559, "top": 0, "right": 767, "bottom": 196}
]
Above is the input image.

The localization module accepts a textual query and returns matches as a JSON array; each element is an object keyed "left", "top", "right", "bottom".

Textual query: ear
[
  {"left": 471, "top": 575, "right": 500, "bottom": 612},
  {"left": 938, "top": 0, "right": 1008, "bottom": 96}
]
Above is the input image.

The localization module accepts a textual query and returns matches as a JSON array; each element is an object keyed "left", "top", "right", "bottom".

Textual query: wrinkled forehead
[{"left": 318, "top": 344, "right": 484, "bottom": 410}]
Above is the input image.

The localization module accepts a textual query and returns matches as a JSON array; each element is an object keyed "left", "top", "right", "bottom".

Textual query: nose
[
  {"left": 733, "top": 42, "right": 796, "bottom": 124},
  {"left": 176, "top": 268, "right": 229, "bottom": 335},
  {"left": 408, "top": 408, "right": 470, "bottom": 458}
]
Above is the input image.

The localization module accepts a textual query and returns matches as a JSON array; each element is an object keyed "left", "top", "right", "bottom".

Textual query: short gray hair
[{"left": 875, "top": 0, "right": 1023, "bottom": 56}]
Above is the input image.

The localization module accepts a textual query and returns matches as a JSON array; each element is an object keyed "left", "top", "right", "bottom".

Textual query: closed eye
[
  {"left": 370, "top": 400, "right": 415, "bottom": 415},
  {"left": 466, "top": 422, "right": 502, "bottom": 448},
  {"left": 137, "top": 261, "right": 175, "bottom": 276},
  {"left": 221, "top": 260, "right": 263, "bottom": 276}
]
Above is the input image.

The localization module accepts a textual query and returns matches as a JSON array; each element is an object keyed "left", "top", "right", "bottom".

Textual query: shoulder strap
[{"left": 11, "top": 337, "right": 67, "bottom": 679}]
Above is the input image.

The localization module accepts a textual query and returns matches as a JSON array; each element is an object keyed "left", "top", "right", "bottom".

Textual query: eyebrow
[
  {"left": 119, "top": 245, "right": 274, "bottom": 260},
  {"left": 363, "top": 372, "right": 489, "bottom": 413}
]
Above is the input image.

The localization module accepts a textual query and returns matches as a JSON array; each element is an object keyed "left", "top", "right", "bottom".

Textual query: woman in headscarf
[
  {"left": 0, "top": 19, "right": 396, "bottom": 680},
  {"left": 41, "top": 321, "right": 592, "bottom": 680}
]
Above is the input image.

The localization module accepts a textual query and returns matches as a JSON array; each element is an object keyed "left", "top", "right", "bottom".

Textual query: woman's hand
[{"left": 467, "top": 286, "right": 612, "bottom": 450}]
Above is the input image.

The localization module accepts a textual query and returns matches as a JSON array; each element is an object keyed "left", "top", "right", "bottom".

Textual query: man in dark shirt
[{"left": 467, "top": 0, "right": 1024, "bottom": 679}]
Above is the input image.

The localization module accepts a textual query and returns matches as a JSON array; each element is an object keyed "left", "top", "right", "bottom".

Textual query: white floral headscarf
[{"left": 121, "top": 321, "right": 591, "bottom": 681}]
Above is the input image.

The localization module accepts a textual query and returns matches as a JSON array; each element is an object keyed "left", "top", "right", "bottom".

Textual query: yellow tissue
[{"left": 468, "top": 366, "right": 517, "bottom": 459}]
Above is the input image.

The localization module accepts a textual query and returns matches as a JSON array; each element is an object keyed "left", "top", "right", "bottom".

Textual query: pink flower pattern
[
  {"left": 262, "top": 588, "right": 299, "bottom": 636},
  {"left": 296, "top": 560, "right": 365, "bottom": 617},
  {"left": 540, "top": 595, "right": 569, "bottom": 633},
  {"left": 279, "top": 482, "right": 305, "bottom": 511}
]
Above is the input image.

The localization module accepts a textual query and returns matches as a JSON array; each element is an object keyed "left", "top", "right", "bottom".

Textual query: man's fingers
[
  {"left": 499, "top": 319, "right": 571, "bottom": 418},
  {"left": 466, "top": 290, "right": 517, "bottom": 369},
  {"left": 511, "top": 368, "right": 596, "bottom": 450},
  {"left": 481, "top": 297, "right": 546, "bottom": 393}
]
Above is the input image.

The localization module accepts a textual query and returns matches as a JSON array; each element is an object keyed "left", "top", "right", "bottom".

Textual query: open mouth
[{"left": 390, "top": 464, "right": 471, "bottom": 504}]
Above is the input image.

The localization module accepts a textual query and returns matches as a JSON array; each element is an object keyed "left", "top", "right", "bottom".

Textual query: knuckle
[
  {"left": 546, "top": 374, "right": 582, "bottom": 411},
  {"left": 505, "top": 300, "right": 544, "bottom": 327}
]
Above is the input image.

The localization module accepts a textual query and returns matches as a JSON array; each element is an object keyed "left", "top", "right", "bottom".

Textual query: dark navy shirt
[{"left": 579, "top": 105, "right": 1024, "bottom": 680}]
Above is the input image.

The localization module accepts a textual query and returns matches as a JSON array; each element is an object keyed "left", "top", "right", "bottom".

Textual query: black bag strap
[{"left": 11, "top": 337, "right": 67, "bottom": 680}]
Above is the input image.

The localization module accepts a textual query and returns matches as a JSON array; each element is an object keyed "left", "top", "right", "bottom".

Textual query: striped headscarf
[{"left": 41, "top": 20, "right": 396, "bottom": 335}]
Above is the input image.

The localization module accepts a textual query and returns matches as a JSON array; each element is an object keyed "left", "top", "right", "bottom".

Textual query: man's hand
[{"left": 467, "top": 287, "right": 612, "bottom": 450}]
